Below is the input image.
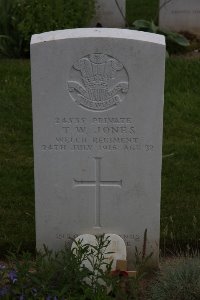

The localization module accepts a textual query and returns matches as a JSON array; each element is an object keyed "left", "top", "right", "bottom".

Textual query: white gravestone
[
  {"left": 31, "top": 28, "right": 165, "bottom": 267},
  {"left": 91, "top": 0, "right": 126, "bottom": 28},
  {"left": 71, "top": 234, "right": 126, "bottom": 272},
  {"left": 159, "top": 0, "right": 200, "bottom": 36}
]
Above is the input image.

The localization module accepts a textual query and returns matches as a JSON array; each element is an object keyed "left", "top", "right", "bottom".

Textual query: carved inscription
[
  {"left": 41, "top": 116, "right": 155, "bottom": 153},
  {"left": 171, "top": 9, "right": 200, "bottom": 15},
  {"left": 56, "top": 232, "right": 140, "bottom": 248},
  {"left": 67, "top": 53, "right": 129, "bottom": 111}
]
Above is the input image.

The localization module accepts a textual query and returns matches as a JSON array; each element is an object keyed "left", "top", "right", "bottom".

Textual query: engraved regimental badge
[{"left": 67, "top": 53, "right": 129, "bottom": 111}]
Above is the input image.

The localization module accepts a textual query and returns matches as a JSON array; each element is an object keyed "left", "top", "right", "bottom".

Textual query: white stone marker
[
  {"left": 91, "top": 0, "right": 126, "bottom": 28},
  {"left": 103, "top": 234, "right": 126, "bottom": 270},
  {"left": 159, "top": 0, "right": 200, "bottom": 36},
  {"left": 71, "top": 234, "right": 126, "bottom": 272},
  {"left": 31, "top": 28, "right": 165, "bottom": 267}
]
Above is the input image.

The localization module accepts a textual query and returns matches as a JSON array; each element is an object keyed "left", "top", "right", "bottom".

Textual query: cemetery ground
[
  {"left": 0, "top": 56, "right": 200, "bottom": 255},
  {"left": 0, "top": 55, "right": 200, "bottom": 299},
  {"left": 0, "top": 1, "right": 200, "bottom": 298}
]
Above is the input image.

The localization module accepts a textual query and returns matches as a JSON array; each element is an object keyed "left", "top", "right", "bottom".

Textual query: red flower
[{"left": 111, "top": 270, "right": 129, "bottom": 277}]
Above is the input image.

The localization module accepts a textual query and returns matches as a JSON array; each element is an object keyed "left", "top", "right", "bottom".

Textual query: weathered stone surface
[
  {"left": 31, "top": 28, "right": 165, "bottom": 268},
  {"left": 91, "top": 0, "right": 126, "bottom": 28},
  {"left": 104, "top": 234, "right": 127, "bottom": 270},
  {"left": 159, "top": 0, "right": 200, "bottom": 36}
]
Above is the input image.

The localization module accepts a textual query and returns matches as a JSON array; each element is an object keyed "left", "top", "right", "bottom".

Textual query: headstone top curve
[{"left": 31, "top": 28, "right": 165, "bottom": 46}]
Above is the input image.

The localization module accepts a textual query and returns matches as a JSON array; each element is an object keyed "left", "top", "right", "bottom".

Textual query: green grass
[
  {"left": 0, "top": 57, "right": 200, "bottom": 256},
  {"left": 161, "top": 58, "right": 200, "bottom": 253},
  {"left": 0, "top": 60, "right": 35, "bottom": 255}
]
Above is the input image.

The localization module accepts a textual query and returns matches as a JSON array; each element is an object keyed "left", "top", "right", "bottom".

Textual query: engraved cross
[{"left": 73, "top": 157, "right": 122, "bottom": 228}]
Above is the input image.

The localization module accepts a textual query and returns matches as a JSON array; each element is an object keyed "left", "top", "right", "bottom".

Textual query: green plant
[
  {"left": 0, "top": 0, "right": 24, "bottom": 57},
  {"left": 16, "top": 0, "right": 95, "bottom": 48},
  {"left": 126, "top": 0, "right": 158, "bottom": 26},
  {"left": 149, "top": 258, "right": 200, "bottom": 300},
  {"left": 0, "top": 0, "right": 95, "bottom": 58},
  {"left": 2, "top": 237, "right": 113, "bottom": 299},
  {"left": 133, "top": 19, "right": 190, "bottom": 54},
  {"left": 72, "top": 234, "right": 114, "bottom": 293},
  {"left": 0, "top": 234, "right": 149, "bottom": 299}
]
